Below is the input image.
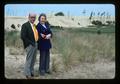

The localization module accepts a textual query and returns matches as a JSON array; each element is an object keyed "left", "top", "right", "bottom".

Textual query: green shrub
[{"left": 5, "top": 30, "right": 23, "bottom": 48}]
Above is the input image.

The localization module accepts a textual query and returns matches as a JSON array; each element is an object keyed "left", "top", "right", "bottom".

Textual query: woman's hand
[
  {"left": 41, "top": 33, "right": 46, "bottom": 39},
  {"left": 45, "top": 34, "right": 51, "bottom": 39}
]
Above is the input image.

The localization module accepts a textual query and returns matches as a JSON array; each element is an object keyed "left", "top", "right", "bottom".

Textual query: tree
[
  {"left": 54, "top": 12, "right": 65, "bottom": 16},
  {"left": 82, "top": 9, "right": 86, "bottom": 16},
  {"left": 89, "top": 11, "right": 93, "bottom": 20}
]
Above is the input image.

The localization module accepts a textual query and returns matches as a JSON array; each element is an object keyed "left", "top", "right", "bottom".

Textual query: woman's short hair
[{"left": 38, "top": 13, "right": 47, "bottom": 21}]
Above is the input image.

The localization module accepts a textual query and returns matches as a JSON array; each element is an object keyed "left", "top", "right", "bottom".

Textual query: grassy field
[
  {"left": 51, "top": 25, "right": 115, "bottom": 69},
  {"left": 51, "top": 25, "right": 115, "bottom": 33},
  {"left": 5, "top": 25, "right": 115, "bottom": 71}
]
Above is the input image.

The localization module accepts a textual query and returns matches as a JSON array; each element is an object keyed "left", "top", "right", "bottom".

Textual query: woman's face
[{"left": 40, "top": 16, "right": 46, "bottom": 24}]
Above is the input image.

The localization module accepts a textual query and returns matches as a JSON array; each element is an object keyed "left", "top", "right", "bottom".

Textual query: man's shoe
[
  {"left": 31, "top": 73, "right": 34, "bottom": 77},
  {"left": 26, "top": 76, "right": 32, "bottom": 79}
]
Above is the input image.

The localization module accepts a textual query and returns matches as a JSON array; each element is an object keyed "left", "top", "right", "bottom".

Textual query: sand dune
[{"left": 4, "top": 15, "right": 115, "bottom": 31}]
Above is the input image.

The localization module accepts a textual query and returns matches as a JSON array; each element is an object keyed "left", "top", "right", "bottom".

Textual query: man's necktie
[{"left": 32, "top": 24, "right": 39, "bottom": 41}]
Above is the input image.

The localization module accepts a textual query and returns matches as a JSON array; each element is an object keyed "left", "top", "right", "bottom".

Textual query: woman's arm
[
  {"left": 45, "top": 27, "right": 53, "bottom": 39},
  {"left": 37, "top": 23, "right": 46, "bottom": 39}
]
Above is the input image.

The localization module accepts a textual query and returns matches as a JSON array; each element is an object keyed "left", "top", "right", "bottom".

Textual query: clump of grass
[
  {"left": 9, "top": 47, "right": 25, "bottom": 55},
  {"left": 51, "top": 54, "right": 65, "bottom": 72},
  {"left": 5, "top": 30, "right": 23, "bottom": 48},
  {"left": 5, "top": 30, "right": 24, "bottom": 55}
]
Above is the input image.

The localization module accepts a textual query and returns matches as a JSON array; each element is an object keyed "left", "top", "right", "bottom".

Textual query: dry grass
[
  {"left": 5, "top": 30, "right": 24, "bottom": 55},
  {"left": 5, "top": 26, "right": 115, "bottom": 73},
  {"left": 51, "top": 27, "right": 115, "bottom": 71}
]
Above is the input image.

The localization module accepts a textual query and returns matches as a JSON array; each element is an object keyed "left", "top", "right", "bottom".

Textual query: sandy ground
[{"left": 5, "top": 47, "right": 115, "bottom": 79}]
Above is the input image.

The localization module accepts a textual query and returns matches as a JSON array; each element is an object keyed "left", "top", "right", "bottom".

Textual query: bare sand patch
[{"left": 5, "top": 47, "right": 115, "bottom": 79}]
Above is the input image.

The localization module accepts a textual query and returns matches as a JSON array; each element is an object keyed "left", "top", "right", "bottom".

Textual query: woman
[{"left": 37, "top": 13, "right": 52, "bottom": 76}]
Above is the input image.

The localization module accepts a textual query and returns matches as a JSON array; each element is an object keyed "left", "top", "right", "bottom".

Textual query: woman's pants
[{"left": 39, "top": 49, "right": 50, "bottom": 74}]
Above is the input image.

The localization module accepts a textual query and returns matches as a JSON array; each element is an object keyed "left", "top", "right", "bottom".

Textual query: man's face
[{"left": 29, "top": 14, "right": 36, "bottom": 24}]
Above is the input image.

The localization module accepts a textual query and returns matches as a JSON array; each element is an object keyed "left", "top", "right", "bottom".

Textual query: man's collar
[{"left": 29, "top": 21, "right": 33, "bottom": 25}]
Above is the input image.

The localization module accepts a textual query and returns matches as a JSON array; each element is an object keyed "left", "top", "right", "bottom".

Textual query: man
[{"left": 21, "top": 13, "right": 39, "bottom": 79}]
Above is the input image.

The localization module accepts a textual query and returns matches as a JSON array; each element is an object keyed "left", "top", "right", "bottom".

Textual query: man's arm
[
  {"left": 21, "top": 24, "right": 35, "bottom": 46},
  {"left": 21, "top": 24, "right": 26, "bottom": 41}
]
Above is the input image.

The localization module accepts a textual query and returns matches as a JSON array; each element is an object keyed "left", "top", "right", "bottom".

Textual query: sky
[{"left": 4, "top": 4, "right": 115, "bottom": 16}]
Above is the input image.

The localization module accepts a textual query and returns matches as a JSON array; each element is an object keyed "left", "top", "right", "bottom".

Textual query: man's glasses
[{"left": 30, "top": 16, "right": 36, "bottom": 18}]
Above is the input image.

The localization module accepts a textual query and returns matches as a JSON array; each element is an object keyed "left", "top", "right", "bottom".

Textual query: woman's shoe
[
  {"left": 40, "top": 72, "right": 45, "bottom": 76},
  {"left": 46, "top": 71, "right": 51, "bottom": 74},
  {"left": 40, "top": 71, "right": 45, "bottom": 76}
]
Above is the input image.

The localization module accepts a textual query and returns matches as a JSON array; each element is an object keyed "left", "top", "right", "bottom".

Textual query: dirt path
[{"left": 5, "top": 47, "right": 115, "bottom": 79}]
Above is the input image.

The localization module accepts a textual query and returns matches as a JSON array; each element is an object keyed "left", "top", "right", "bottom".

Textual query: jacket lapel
[{"left": 40, "top": 23, "right": 49, "bottom": 31}]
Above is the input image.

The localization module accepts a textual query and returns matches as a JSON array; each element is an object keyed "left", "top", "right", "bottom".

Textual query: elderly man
[{"left": 21, "top": 13, "right": 39, "bottom": 79}]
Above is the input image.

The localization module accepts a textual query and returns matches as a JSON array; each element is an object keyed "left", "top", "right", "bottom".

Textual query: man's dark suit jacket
[{"left": 21, "top": 21, "right": 36, "bottom": 49}]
